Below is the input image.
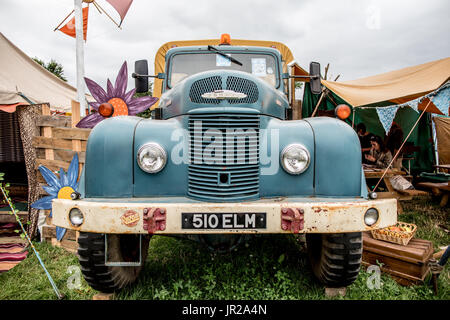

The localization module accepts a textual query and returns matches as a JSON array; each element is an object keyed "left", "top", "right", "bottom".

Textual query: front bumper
[{"left": 52, "top": 196, "right": 397, "bottom": 234}]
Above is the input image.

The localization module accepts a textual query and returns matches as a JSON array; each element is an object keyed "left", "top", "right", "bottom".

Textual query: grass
[{"left": 0, "top": 198, "right": 448, "bottom": 300}]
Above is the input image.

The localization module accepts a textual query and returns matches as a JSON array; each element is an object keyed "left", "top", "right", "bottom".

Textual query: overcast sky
[{"left": 1, "top": 0, "right": 449, "bottom": 91}]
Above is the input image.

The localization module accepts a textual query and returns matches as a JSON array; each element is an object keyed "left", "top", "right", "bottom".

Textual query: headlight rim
[
  {"left": 68, "top": 207, "right": 84, "bottom": 227},
  {"left": 364, "top": 207, "right": 379, "bottom": 226},
  {"left": 137, "top": 142, "right": 167, "bottom": 174},
  {"left": 280, "top": 143, "right": 311, "bottom": 175}
]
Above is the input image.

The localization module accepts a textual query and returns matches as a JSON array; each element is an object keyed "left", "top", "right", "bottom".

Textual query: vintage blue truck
[{"left": 52, "top": 35, "right": 397, "bottom": 292}]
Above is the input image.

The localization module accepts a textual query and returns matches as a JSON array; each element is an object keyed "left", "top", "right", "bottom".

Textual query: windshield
[{"left": 169, "top": 52, "right": 279, "bottom": 88}]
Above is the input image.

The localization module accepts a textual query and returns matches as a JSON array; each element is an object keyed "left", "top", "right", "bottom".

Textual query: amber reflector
[
  {"left": 220, "top": 33, "right": 231, "bottom": 45},
  {"left": 335, "top": 104, "right": 351, "bottom": 120},
  {"left": 99, "top": 103, "right": 114, "bottom": 117}
]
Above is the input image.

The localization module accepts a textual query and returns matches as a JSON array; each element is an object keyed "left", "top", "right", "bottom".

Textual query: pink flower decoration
[{"left": 76, "top": 61, "right": 158, "bottom": 128}]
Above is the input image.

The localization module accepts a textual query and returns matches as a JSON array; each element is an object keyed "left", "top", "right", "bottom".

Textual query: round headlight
[
  {"left": 364, "top": 208, "right": 379, "bottom": 226},
  {"left": 137, "top": 143, "right": 167, "bottom": 173},
  {"left": 69, "top": 208, "right": 84, "bottom": 227},
  {"left": 281, "top": 144, "right": 310, "bottom": 175}
]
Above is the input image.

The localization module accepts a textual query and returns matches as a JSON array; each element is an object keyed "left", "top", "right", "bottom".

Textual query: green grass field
[{"left": 0, "top": 198, "right": 448, "bottom": 300}]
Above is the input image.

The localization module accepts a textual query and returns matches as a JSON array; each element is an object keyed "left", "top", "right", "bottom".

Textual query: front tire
[
  {"left": 306, "top": 232, "right": 362, "bottom": 287},
  {"left": 77, "top": 232, "right": 150, "bottom": 293}
]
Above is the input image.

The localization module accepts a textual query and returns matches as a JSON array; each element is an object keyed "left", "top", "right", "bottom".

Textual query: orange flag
[{"left": 58, "top": 6, "right": 89, "bottom": 40}]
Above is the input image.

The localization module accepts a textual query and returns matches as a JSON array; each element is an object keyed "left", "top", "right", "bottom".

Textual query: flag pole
[{"left": 74, "top": 0, "right": 86, "bottom": 117}]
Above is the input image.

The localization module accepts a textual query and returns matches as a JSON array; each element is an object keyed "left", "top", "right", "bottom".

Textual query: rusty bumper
[{"left": 51, "top": 197, "right": 397, "bottom": 234}]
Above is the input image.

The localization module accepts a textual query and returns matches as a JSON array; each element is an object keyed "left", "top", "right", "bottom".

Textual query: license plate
[{"left": 182, "top": 212, "right": 266, "bottom": 230}]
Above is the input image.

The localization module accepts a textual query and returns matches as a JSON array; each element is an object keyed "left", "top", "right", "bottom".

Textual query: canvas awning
[
  {"left": 152, "top": 38, "right": 296, "bottom": 103},
  {"left": 0, "top": 32, "right": 92, "bottom": 113},
  {"left": 321, "top": 57, "right": 450, "bottom": 112}
]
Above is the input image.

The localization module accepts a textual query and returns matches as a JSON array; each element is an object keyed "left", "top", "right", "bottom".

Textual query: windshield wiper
[{"left": 207, "top": 45, "right": 243, "bottom": 66}]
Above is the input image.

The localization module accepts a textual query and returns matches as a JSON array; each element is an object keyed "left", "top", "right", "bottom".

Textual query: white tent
[{"left": 0, "top": 32, "right": 91, "bottom": 113}]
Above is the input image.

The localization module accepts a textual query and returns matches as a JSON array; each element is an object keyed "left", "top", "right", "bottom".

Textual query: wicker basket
[{"left": 371, "top": 222, "right": 417, "bottom": 246}]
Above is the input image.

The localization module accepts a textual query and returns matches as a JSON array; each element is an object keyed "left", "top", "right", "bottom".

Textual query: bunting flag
[
  {"left": 431, "top": 85, "right": 450, "bottom": 116},
  {"left": 376, "top": 106, "right": 399, "bottom": 133},
  {"left": 408, "top": 98, "right": 420, "bottom": 113},
  {"left": 58, "top": 6, "right": 89, "bottom": 40},
  {"left": 106, "top": 0, "right": 133, "bottom": 26}
]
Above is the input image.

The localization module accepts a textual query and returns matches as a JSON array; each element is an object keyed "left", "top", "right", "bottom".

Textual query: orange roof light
[
  {"left": 335, "top": 104, "right": 351, "bottom": 120},
  {"left": 220, "top": 33, "right": 231, "bottom": 45}
]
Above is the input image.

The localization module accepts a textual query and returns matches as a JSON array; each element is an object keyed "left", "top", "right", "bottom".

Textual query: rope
[{"left": 0, "top": 184, "right": 63, "bottom": 300}]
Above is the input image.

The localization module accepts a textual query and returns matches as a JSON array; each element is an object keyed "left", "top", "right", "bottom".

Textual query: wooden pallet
[
  {"left": 362, "top": 232, "right": 433, "bottom": 286},
  {"left": 32, "top": 102, "right": 89, "bottom": 252}
]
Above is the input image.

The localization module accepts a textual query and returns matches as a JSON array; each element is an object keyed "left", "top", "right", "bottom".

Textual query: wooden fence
[{"left": 32, "top": 102, "right": 90, "bottom": 253}]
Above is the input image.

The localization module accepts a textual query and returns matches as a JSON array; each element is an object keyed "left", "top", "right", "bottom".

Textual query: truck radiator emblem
[{"left": 201, "top": 90, "right": 247, "bottom": 100}]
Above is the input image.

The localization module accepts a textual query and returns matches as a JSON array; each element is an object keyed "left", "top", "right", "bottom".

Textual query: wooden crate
[{"left": 362, "top": 232, "right": 433, "bottom": 286}]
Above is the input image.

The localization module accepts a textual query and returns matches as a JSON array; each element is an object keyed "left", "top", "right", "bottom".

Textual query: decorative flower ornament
[
  {"left": 76, "top": 61, "right": 158, "bottom": 128},
  {"left": 32, "top": 154, "right": 80, "bottom": 241}
]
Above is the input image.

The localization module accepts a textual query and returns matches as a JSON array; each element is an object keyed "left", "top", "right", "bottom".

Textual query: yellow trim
[{"left": 151, "top": 38, "right": 296, "bottom": 108}]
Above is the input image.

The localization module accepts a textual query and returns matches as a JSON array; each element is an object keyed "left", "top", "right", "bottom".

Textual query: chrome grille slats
[{"left": 188, "top": 114, "right": 260, "bottom": 200}]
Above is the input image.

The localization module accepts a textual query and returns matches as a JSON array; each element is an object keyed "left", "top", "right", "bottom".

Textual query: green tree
[{"left": 33, "top": 57, "right": 67, "bottom": 82}]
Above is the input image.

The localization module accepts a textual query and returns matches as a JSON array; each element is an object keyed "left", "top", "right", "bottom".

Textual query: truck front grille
[
  {"left": 188, "top": 114, "right": 260, "bottom": 201},
  {"left": 189, "top": 76, "right": 259, "bottom": 104}
]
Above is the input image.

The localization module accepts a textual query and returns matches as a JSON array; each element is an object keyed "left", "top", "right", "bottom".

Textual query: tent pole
[
  {"left": 311, "top": 89, "right": 326, "bottom": 117},
  {"left": 429, "top": 115, "right": 439, "bottom": 171},
  {"left": 352, "top": 106, "right": 355, "bottom": 128},
  {"left": 74, "top": 0, "right": 86, "bottom": 117},
  {"left": 371, "top": 99, "right": 433, "bottom": 192}
]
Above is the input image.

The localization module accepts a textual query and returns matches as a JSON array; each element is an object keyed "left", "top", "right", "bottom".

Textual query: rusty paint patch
[
  {"left": 120, "top": 210, "right": 140, "bottom": 227},
  {"left": 312, "top": 206, "right": 328, "bottom": 213}
]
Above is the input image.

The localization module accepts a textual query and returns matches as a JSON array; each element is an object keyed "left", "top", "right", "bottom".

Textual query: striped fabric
[
  {"left": 0, "top": 110, "right": 24, "bottom": 162},
  {"left": 0, "top": 223, "right": 28, "bottom": 273}
]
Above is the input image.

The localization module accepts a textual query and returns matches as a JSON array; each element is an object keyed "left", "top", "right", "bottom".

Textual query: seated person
[
  {"left": 365, "top": 135, "right": 393, "bottom": 169},
  {"left": 384, "top": 122, "right": 404, "bottom": 169},
  {"left": 356, "top": 123, "right": 374, "bottom": 163}
]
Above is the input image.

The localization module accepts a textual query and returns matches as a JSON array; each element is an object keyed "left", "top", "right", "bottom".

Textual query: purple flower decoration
[{"left": 76, "top": 61, "right": 158, "bottom": 128}]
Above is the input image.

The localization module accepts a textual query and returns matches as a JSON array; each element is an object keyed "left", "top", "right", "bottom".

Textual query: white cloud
[{"left": 1, "top": 0, "right": 449, "bottom": 91}]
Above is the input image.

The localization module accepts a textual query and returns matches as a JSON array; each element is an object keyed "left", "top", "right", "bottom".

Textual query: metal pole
[
  {"left": 74, "top": 0, "right": 86, "bottom": 116},
  {"left": 371, "top": 99, "right": 433, "bottom": 192}
]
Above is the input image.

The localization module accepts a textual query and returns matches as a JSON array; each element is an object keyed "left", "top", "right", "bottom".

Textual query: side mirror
[
  {"left": 134, "top": 60, "right": 149, "bottom": 93},
  {"left": 309, "top": 62, "right": 322, "bottom": 95}
]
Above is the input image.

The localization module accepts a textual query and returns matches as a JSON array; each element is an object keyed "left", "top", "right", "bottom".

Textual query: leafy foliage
[
  {"left": 33, "top": 57, "right": 67, "bottom": 82},
  {"left": 135, "top": 81, "right": 154, "bottom": 119}
]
